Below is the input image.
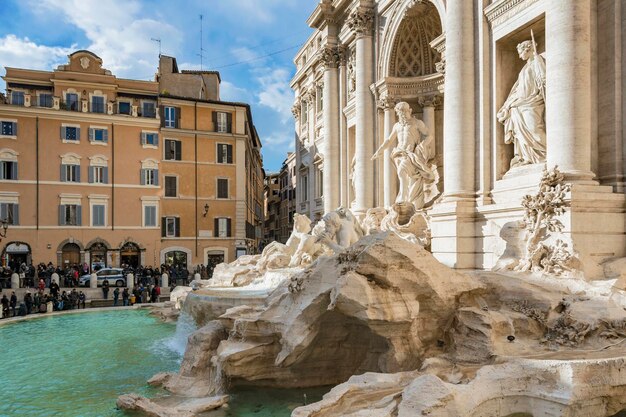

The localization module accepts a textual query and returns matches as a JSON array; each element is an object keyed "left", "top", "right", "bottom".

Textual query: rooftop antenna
[
  {"left": 198, "top": 14, "right": 205, "bottom": 70},
  {"left": 151, "top": 37, "right": 162, "bottom": 57}
]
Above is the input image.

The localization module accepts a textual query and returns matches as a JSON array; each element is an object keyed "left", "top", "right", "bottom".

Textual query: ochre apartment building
[{"left": 0, "top": 50, "right": 263, "bottom": 271}]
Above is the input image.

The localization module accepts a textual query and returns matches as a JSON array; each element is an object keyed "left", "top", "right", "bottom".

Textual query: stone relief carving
[
  {"left": 346, "top": 48, "right": 356, "bottom": 98},
  {"left": 291, "top": 99, "right": 301, "bottom": 119},
  {"left": 512, "top": 167, "right": 575, "bottom": 275},
  {"left": 80, "top": 57, "right": 90, "bottom": 69},
  {"left": 318, "top": 45, "right": 341, "bottom": 69},
  {"left": 372, "top": 101, "right": 439, "bottom": 210},
  {"left": 316, "top": 207, "right": 364, "bottom": 253},
  {"left": 347, "top": 7, "right": 375, "bottom": 36},
  {"left": 361, "top": 202, "right": 431, "bottom": 248},
  {"left": 376, "top": 92, "right": 396, "bottom": 110},
  {"left": 497, "top": 39, "right": 546, "bottom": 169}
]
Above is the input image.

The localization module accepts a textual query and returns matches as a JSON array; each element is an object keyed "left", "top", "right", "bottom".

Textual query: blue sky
[{"left": 0, "top": 0, "right": 315, "bottom": 171}]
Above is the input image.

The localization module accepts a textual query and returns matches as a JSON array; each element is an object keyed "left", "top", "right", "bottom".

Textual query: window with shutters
[
  {"left": 216, "top": 143, "right": 233, "bottom": 164},
  {"left": 61, "top": 204, "right": 80, "bottom": 226},
  {"left": 142, "top": 169, "right": 158, "bottom": 186},
  {"left": 164, "top": 106, "right": 177, "bottom": 128},
  {"left": 1, "top": 121, "right": 17, "bottom": 137},
  {"left": 142, "top": 101, "right": 156, "bottom": 118},
  {"left": 141, "top": 131, "right": 159, "bottom": 147},
  {"left": 89, "top": 127, "right": 108, "bottom": 144},
  {"left": 143, "top": 204, "right": 157, "bottom": 227},
  {"left": 91, "top": 204, "right": 106, "bottom": 227},
  {"left": 0, "top": 203, "right": 18, "bottom": 225},
  {"left": 90, "top": 166, "right": 106, "bottom": 184},
  {"left": 216, "top": 112, "right": 228, "bottom": 133},
  {"left": 217, "top": 178, "right": 228, "bottom": 199},
  {"left": 65, "top": 93, "right": 79, "bottom": 111},
  {"left": 11, "top": 91, "right": 24, "bottom": 106},
  {"left": 164, "top": 176, "right": 177, "bottom": 197},
  {"left": 118, "top": 101, "right": 131, "bottom": 115},
  {"left": 62, "top": 164, "right": 80, "bottom": 182},
  {"left": 91, "top": 96, "right": 105, "bottom": 113},
  {"left": 38, "top": 93, "right": 53, "bottom": 108},
  {"left": 0, "top": 161, "right": 17, "bottom": 180},
  {"left": 164, "top": 139, "right": 181, "bottom": 160},
  {"left": 165, "top": 216, "right": 178, "bottom": 237},
  {"left": 215, "top": 217, "right": 230, "bottom": 237},
  {"left": 62, "top": 126, "right": 80, "bottom": 142}
]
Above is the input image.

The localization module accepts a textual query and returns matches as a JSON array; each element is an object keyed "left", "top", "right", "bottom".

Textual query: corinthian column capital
[
  {"left": 318, "top": 44, "right": 342, "bottom": 69},
  {"left": 377, "top": 93, "right": 397, "bottom": 110},
  {"left": 348, "top": 7, "right": 375, "bottom": 37}
]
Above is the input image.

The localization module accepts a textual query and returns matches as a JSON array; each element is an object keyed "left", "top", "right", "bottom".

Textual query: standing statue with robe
[
  {"left": 497, "top": 39, "right": 547, "bottom": 168},
  {"left": 372, "top": 102, "right": 438, "bottom": 210}
]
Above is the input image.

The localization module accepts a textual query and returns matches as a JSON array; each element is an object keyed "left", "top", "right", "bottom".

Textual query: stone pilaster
[
  {"left": 546, "top": 0, "right": 595, "bottom": 183},
  {"left": 377, "top": 93, "right": 397, "bottom": 207},
  {"left": 349, "top": 5, "right": 375, "bottom": 215},
  {"left": 319, "top": 44, "right": 342, "bottom": 213},
  {"left": 430, "top": 1, "right": 477, "bottom": 270}
]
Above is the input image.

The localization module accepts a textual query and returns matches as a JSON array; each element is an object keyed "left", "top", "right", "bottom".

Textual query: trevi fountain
[{"left": 116, "top": 0, "right": 626, "bottom": 416}]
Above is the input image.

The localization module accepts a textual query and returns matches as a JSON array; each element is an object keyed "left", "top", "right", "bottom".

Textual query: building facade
[
  {"left": 291, "top": 0, "right": 626, "bottom": 277},
  {"left": 0, "top": 51, "right": 264, "bottom": 271},
  {"left": 263, "top": 172, "right": 281, "bottom": 244},
  {"left": 264, "top": 152, "right": 297, "bottom": 245}
]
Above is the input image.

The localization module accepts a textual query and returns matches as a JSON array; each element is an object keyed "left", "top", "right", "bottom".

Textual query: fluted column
[
  {"left": 442, "top": 0, "right": 475, "bottom": 200},
  {"left": 349, "top": 4, "right": 375, "bottom": 215},
  {"left": 319, "top": 45, "right": 341, "bottom": 213},
  {"left": 377, "top": 94, "right": 397, "bottom": 206},
  {"left": 546, "top": 0, "right": 595, "bottom": 182},
  {"left": 419, "top": 95, "right": 441, "bottom": 150}
]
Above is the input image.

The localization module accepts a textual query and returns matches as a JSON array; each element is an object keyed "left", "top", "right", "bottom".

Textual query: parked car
[{"left": 79, "top": 268, "right": 126, "bottom": 287}]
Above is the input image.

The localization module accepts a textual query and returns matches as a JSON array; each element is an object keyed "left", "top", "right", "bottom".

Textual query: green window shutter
[
  {"left": 227, "top": 218, "right": 232, "bottom": 237},
  {"left": 154, "top": 170, "right": 159, "bottom": 186},
  {"left": 174, "top": 217, "right": 180, "bottom": 237},
  {"left": 75, "top": 165, "right": 81, "bottom": 182},
  {"left": 89, "top": 128, "right": 94, "bottom": 141},
  {"left": 214, "top": 218, "right": 219, "bottom": 237},
  {"left": 227, "top": 144, "right": 233, "bottom": 164},
  {"left": 12, "top": 122, "right": 17, "bottom": 136},
  {"left": 226, "top": 113, "right": 232, "bottom": 133},
  {"left": 61, "top": 126, "right": 66, "bottom": 140},
  {"left": 76, "top": 127, "right": 81, "bottom": 141},
  {"left": 60, "top": 164, "right": 66, "bottom": 182},
  {"left": 161, "top": 217, "right": 166, "bottom": 237},
  {"left": 212, "top": 111, "right": 218, "bottom": 132},
  {"left": 76, "top": 205, "right": 82, "bottom": 225},
  {"left": 88, "top": 166, "right": 94, "bottom": 183},
  {"left": 140, "top": 169, "right": 146, "bottom": 185},
  {"left": 141, "top": 132, "right": 146, "bottom": 145},
  {"left": 175, "top": 107, "right": 181, "bottom": 128},
  {"left": 11, "top": 204, "right": 18, "bottom": 225},
  {"left": 103, "top": 129, "right": 108, "bottom": 143},
  {"left": 175, "top": 140, "right": 181, "bottom": 160},
  {"left": 103, "top": 167, "right": 109, "bottom": 184},
  {"left": 59, "top": 205, "right": 65, "bottom": 225},
  {"left": 11, "top": 162, "right": 17, "bottom": 180}
]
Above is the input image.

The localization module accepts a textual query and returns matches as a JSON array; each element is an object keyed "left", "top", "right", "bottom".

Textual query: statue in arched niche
[
  {"left": 497, "top": 38, "right": 547, "bottom": 169},
  {"left": 372, "top": 102, "right": 438, "bottom": 209}
]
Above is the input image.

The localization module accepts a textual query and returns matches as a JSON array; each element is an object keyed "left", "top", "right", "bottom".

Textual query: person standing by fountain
[
  {"left": 122, "top": 288, "right": 129, "bottom": 306},
  {"left": 113, "top": 287, "right": 120, "bottom": 306},
  {"left": 102, "top": 279, "right": 110, "bottom": 300}
]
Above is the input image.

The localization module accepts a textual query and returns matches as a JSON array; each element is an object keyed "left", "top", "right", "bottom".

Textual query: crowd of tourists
[{"left": 1, "top": 287, "right": 88, "bottom": 319}]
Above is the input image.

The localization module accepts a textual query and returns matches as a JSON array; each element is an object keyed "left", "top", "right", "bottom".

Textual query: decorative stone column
[
  {"left": 348, "top": 4, "right": 375, "bottom": 215},
  {"left": 429, "top": 0, "right": 477, "bottom": 270},
  {"left": 90, "top": 272, "right": 98, "bottom": 289},
  {"left": 319, "top": 45, "right": 341, "bottom": 213},
  {"left": 11, "top": 273, "right": 19, "bottom": 289},
  {"left": 419, "top": 95, "right": 440, "bottom": 144},
  {"left": 377, "top": 93, "right": 397, "bottom": 207},
  {"left": 442, "top": 0, "right": 475, "bottom": 200},
  {"left": 161, "top": 272, "right": 168, "bottom": 288},
  {"left": 546, "top": 0, "right": 595, "bottom": 182},
  {"left": 126, "top": 273, "right": 134, "bottom": 288}
]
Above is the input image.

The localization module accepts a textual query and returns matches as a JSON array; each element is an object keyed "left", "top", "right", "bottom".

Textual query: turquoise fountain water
[{"left": 0, "top": 310, "right": 327, "bottom": 417}]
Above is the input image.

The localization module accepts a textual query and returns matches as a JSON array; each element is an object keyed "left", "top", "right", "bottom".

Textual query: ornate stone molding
[
  {"left": 337, "top": 45, "right": 348, "bottom": 66},
  {"left": 291, "top": 100, "right": 301, "bottom": 119},
  {"left": 484, "top": 0, "right": 540, "bottom": 27},
  {"left": 377, "top": 93, "right": 397, "bottom": 110},
  {"left": 418, "top": 94, "right": 442, "bottom": 108},
  {"left": 318, "top": 45, "right": 342, "bottom": 69},
  {"left": 348, "top": 7, "right": 375, "bottom": 37},
  {"left": 384, "top": 74, "right": 444, "bottom": 99},
  {"left": 435, "top": 59, "right": 446, "bottom": 75}
]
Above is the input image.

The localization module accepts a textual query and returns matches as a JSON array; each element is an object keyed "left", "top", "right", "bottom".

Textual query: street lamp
[{"left": 202, "top": 203, "right": 210, "bottom": 217}]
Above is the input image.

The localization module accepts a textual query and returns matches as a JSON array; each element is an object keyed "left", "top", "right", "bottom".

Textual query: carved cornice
[
  {"left": 484, "top": 0, "right": 540, "bottom": 27},
  {"left": 384, "top": 74, "right": 444, "bottom": 99},
  {"left": 337, "top": 45, "right": 349, "bottom": 66},
  {"left": 377, "top": 93, "right": 397, "bottom": 110},
  {"left": 318, "top": 45, "right": 342, "bottom": 69},
  {"left": 435, "top": 58, "right": 446, "bottom": 75},
  {"left": 348, "top": 7, "right": 375, "bottom": 37}
]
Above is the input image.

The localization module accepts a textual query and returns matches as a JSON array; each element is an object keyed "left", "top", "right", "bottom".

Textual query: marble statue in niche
[
  {"left": 497, "top": 39, "right": 547, "bottom": 168},
  {"left": 372, "top": 102, "right": 438, "bottom": 209}
]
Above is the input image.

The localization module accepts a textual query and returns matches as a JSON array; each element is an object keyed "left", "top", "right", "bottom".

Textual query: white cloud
[
  {"left": 33, "top": 0, "right": 181, "bottom": 80},
  {"left": 220, "top": 81, "right": 253, "bottom": 103},
  {"left": 257, "top": 67, "right": 294, "bottom": 124}
]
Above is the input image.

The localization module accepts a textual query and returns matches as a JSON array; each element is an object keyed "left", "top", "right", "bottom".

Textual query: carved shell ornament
[{"left": 80, "top": 57, "right": 90, "bottom": 69}]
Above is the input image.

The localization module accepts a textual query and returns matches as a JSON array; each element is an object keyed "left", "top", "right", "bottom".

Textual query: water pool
[
  {"left": 0, "top": 310, "right": 327, "bottom": 417},
  {"left": 0, "top": 310, "right": 180, "bottom": 417}
]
